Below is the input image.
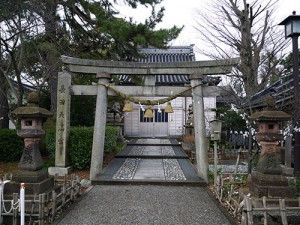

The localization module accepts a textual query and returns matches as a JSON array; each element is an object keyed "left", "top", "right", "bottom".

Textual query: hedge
[
  {"left": 0, "top": 129, "right": 23, "bottom": 162},
  {"left": 46, "top": 126, "right": 118, "bottom": 170}
]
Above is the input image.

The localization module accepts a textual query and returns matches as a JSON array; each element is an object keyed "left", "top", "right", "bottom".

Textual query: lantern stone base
[
  {"left": 12, "top": 169, "right": 49, "bottom": 183},
  {"left": 249, "top": 171, "right": 295, "bottom": 198},
  {"left": 19, "top": 142, "right": 44, "bottom": 171},
  {"left": 4, "top": 169, "right": 55, "bottom": 195},
  {"left": 255, "top": 154, "right": 282, "bottom": 175},
  {"left": 3, "top": 171, "right": 57, "bottom": 225},
  {"left": 4, "top": 177, "right": 54, "bottom": 196},
  {"left": 281, "top": 165, "right": 294, "bottom": 175}
]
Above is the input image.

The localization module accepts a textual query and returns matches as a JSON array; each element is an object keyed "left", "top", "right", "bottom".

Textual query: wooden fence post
[
  {"left": 62, "top": 183, "right": 66, "bottom": 207},
  {"left": 262, "top": 197, "right": 267, "bottom": 225},
  {"left": 279, "top": 199, "right": 288, "bottom": 225},
  {"left": 39, "top": 193, "right": 45, "bottom": 225},
  {"left": 245, "top": 197, "right": 253, "bottom": 225},
  {"left": 51, "top": 190, "right": 57, "bottom": 222}
]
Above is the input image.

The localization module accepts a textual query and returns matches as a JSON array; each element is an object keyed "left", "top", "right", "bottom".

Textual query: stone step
[
  {"left": 92, "top": 138, "right": 205, "bottom": 186},
  {"left": 92, "top": 158, "right": 204, "bottom": 186},
  {"left": 116, "top": 145, "right": 188, "bottom": 158},
  {"left": 127, "top": 138, "right": 180, "bottom": 146}
]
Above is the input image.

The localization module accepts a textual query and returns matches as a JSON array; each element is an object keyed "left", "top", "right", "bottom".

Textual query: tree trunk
[
  {"left": 49, "top": 71, "right": 58, "bottom": 113},
  {"left": 0, "top": 71, "right": 9, "bottom": 129},
  {"left": 0, "top": 28, "right": 9, "bottom": 129},
  {"left": 41, "top": 1, "right": 60, "bottom": 113}
]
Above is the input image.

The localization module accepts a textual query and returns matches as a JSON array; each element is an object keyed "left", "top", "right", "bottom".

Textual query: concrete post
[
  {"left": 285, "top": 136, "right": 292, "bottom": 167},
  {"left": 190, "top": 74, "right": 208, "bottom": 183},
  {"left": 90, "top": 73, "right": 111, "bottom": 181}
]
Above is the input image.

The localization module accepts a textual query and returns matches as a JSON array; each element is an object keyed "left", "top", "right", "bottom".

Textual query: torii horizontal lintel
[
  {"left": 61, "top": 55, "right": 239, "bottom": 75},
  {"left": 71, "top": 85, "right": 232, "bottom": 97}
]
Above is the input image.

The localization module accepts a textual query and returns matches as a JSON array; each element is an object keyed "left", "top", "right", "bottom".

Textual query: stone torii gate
[{"left": 52, "top": 55, "right": 239, "bottom": 183}]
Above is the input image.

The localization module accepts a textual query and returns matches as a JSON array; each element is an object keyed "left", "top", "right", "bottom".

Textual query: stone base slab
[
  {"left": 281, "top": 165, "right": 294, "bottom": 176},
  {"left": 250, "top": 171, "right": 289, "bottom": 186},
  {"left": 48, "top": 166, "right": 72, "bottom": 176},
  {"left": 249, "top": 172, "right": 295, "bottom": 198},
  {"left": 3, "top": 177, "right": 59, "bottom": 225},
  {"left": 4, "top": 177, "right": 55, "bottom": 195},
  {"left": 12, "top": 169, "right": 48, "bottom": 183}
]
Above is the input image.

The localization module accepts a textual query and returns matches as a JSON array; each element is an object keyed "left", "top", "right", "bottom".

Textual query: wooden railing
[
  {"left": 213, "top": 173, "right": 300, "bottom": 225},
  {"left": 214, "top": 173, "right": 247, "bottom": 219},
  {"left": 242, "top": 196, "right": 300, "bottom": 225},
  {"left": 1, "top": 174, "right": 81, "bottom": 224}
]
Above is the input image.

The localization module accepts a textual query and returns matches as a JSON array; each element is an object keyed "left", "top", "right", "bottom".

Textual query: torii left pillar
[{"left": 90, "top": 73, "right": 111, "bottom": 181}]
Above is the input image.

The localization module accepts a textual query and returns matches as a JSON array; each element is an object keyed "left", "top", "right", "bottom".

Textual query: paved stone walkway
[
  {"left": 92, "top": 138, "right": 205, "bottom": 185},
  {"left": 54, "top": 185, "right": 235, "bottom": 225},
  {"left": 53, "top": 138, "right": 236, "bottom": 224}
]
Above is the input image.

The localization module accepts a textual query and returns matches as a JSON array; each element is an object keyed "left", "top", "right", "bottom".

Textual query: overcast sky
[{"left": 116, "top": 0, "right": 300, "bottom": 60}]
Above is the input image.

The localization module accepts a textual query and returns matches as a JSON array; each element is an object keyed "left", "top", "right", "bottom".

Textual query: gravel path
[{"left": 54, "top": 185, "right": 235, "bottom": 225}]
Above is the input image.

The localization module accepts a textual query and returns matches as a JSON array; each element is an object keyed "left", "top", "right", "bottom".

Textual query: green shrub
[
  {"left": 104, "top": 126, "right": 118, "bottom": 154},
  {"left": 0, "top": 129, "right": 23, "bottom": 162},
  {"left": 295, "top": 173, "right": 300, "bottom": 196},
  {"left": 45, "top": 129, "right": 56, "bottom": 160},
  {"left": 46, "top": 126, "right": 118, "bottom": 170},
  {"left": 69, "top": 127, "right": 94, "bottom": 170}
]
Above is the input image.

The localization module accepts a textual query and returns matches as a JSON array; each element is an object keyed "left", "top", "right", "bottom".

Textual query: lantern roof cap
[
  {"left": 249, "top": 110, "right": 291, "bottom": 121},
  {"left": 249, "top": 95, "right": 291, "bottom": 121},
  {"left": 11, "top": 92, "right": 52, "bottom": 118},
  {"left": 249, "top": 96, "right": 291, "bottom": 121},
  {"left": 279, "top": 11, "right": 300, "bottom": 25},
  {"left": 12, "top": 106, "right": 53, "bottom": 118}
]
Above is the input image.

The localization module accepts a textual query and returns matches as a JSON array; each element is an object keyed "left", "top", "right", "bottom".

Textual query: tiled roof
[
  {"left": 118, "top": 45, "right": 195, "bottom": 86},
  {"left": 138, "top": 46, "right": 195, "bottom": 63},
  {"left": 117, "top": 45, "right": 222, "bottom": 86},
  {"left": 155, "top": 74, "right": 190, "bottom": 85},
  {"left": 241, "top": 71, "right": 298, "bottom": 111}
]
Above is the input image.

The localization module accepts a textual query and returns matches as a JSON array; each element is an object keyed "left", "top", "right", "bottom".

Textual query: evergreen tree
[{"left": 0, "top": 0, "right": 182, "bottom": 127}]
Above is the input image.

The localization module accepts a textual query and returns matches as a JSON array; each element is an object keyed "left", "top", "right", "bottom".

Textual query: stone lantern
[
  {"left": 209, "top": 119, "right": 222, "bottom": 186},
  {"left": 209, "top": 119, "right": 222, "bottom": 141},
  {"left": 7, "top": 92, "right": 53, "bottom": 194},
  {"left": 248, "top": 96, "right": 295, "bottom": 198}
]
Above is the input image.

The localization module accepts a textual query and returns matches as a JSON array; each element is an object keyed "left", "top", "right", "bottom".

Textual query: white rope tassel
[
  {"left": 158, "top": 102, "right": 161, "bottom": 113},
  {"left": 139, "top": 102, "right": 145, "bottom": 111}
]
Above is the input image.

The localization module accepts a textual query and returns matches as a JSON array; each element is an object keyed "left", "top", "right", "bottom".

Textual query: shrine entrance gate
[{"left": 53, "top": 55, "right": 238, "bottom": 183}]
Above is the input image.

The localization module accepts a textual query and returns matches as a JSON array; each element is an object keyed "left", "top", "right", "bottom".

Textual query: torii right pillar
[
  {"left": 190, "top": 75, "right": 208, "bottom": 182},
  {"left": 189, "top": 58, "right": 239, "bottom": 183}
]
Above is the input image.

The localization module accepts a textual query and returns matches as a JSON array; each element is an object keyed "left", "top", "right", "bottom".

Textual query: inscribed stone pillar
[
  {"left": 90, "top": 73, "right": 111, "bottom": 181},
  {"left": 190, "top": 74, "right": 208, "bottom": 183},
  {"left": 55, "top": 72, "right": 71, "bottom": 167}
]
